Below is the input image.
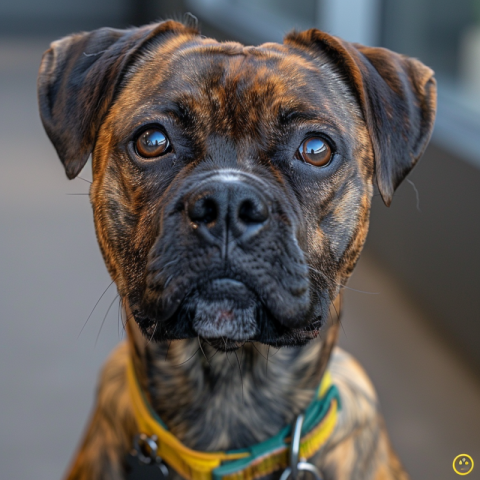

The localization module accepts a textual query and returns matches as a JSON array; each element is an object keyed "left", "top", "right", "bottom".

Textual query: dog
[{"left": 37, "top": 19, "right": 436, "bottom": 480}]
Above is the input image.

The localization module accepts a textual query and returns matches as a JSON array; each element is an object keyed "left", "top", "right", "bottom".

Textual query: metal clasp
[
  {"left": 132, "top": 433, "right": 169, "bottom": 478},
  {"left": 279, "top": 415, "right": 323, "bottom": 480}
]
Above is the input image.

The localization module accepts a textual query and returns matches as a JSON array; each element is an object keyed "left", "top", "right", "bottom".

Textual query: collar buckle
[
  {"left": 132, "top": 433, "right": 169, "bottom": 478},
  {"left": 279, "top": 415, "right": 323, "bottom": 480}
]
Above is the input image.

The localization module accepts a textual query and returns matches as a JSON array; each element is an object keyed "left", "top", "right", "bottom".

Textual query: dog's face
[
  {"left": 38, "top": 22, "right": 436, "bottom": 348},
  {"left": 93, "top": 35, "right": 372, "bottom": 348}
]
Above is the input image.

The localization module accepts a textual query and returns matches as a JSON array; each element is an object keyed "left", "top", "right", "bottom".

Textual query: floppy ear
[
  {"left": 284, "top": 29, "right": 437, "bottom": 206},
  {"left": 37, "top": 21, "right": 198, "bottom": 179}
]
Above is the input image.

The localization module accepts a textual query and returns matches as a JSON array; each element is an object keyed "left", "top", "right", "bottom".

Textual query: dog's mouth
[
  {"left": 132, "top": 277, "right": 322, "bottom": 348},
  {"left": 187, "top": 278, "right": 260, "bottom": 341},
  {"left": 133, "top": 278, "right": 262, "bottom": 343}
]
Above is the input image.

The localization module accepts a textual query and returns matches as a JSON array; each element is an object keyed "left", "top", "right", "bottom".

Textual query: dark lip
[
  {"left": 133, "top": 306, "right": 323, "bottom": 348},
  {"left": 133, "top": 278, "right": 322, "bottom": 346},
  {"left": 132, "top": 277, "right": 258, "bottom": 335},
  {"left": 143, "top": 276, "right": 256, "bottom": 321}
]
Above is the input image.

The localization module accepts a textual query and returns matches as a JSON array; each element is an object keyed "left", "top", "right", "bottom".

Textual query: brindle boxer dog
[{"left": 37, "top": 19, "right": 436, "bottom": 480}]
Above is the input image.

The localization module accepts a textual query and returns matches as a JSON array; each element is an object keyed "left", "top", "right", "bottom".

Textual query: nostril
[
  {"left": 185, "top": 182, "right": 269, "bottom": 242},
  {"left": 238, "top": 198, "right": 269, "bottom": 224},
  {"left": 189, "top": 197, "right": 218, "bottom": 224}
]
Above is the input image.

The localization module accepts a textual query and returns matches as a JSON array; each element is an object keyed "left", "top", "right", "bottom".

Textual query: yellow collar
[{"left": 126, "top": 352, "right": 340, "bottom": 480}]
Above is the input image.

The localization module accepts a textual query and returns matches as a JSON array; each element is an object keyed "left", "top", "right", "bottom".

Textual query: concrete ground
[{"left": 1, "top": 37, "right": 479, "bottom": 480}]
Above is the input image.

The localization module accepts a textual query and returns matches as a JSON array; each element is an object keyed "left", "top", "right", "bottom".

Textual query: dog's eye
[
  {"left": 135, "top": 129, "right": 170, "bottom": 158},
  {"left": 298, "top": 137, "right": 332, "bottom": 167}
]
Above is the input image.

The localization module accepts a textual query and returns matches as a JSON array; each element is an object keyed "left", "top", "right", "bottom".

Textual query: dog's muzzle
[
  {"left": 137, "top": 171, "right": 313, "bottom": 345},
  {"left": 187, "top": 178, "right": 270, "bottom": 247}
]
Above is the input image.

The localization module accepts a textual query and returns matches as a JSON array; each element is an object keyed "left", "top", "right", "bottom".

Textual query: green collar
[{"left": 127, "top": 354, "right": 341, "bottom": 480}]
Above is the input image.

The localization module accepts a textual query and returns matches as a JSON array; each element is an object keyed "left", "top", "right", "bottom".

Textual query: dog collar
[{"left": 126, "top": 353, "right": 341, "bottom": 480}]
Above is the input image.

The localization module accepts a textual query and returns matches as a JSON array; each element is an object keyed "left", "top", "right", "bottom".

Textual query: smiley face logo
[{"left": 453, "top": 454, "right": 474, "bottom": 475}]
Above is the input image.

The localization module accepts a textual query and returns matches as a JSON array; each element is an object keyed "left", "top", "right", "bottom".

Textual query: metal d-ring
[
  {"left": 133, "top": 433, "right": 159, "bottom": 465},
  {"left": 279, "top": 415, "right": 323, "bottom": 480},
  {"left": 132, "top": 433, "right": 169, "bottom": 477}
]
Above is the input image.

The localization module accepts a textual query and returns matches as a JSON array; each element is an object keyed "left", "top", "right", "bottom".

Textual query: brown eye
[
  {"left": 135, "top": 129, "right": 169, "bottom": 158},
  {"left": 299, "top": 137, "right": 332, "bottom": 166}
]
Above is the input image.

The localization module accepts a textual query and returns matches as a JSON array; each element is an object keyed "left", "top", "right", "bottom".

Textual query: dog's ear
[
  {"left": 37, "top": 21, "right": 198, "bottom": 179},
  {"left": 284, "top": 29, "right": 437, "bottom": 206}
]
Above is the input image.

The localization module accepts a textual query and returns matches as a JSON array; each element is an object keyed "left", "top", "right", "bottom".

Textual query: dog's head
[{"left": 38, "top": 21, "right": 436, "bottom": 348}]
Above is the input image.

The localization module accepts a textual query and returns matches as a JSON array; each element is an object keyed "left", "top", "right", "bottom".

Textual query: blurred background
[{"left": 1, "top": 0, "right": 479, "bottom": 479}]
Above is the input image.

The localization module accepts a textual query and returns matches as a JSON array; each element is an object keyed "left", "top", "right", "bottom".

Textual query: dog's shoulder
[
  {"left": 63, "top": 342, "right": 137, "bottom": 478},
  {"left": 97, "top": 341, "right": 130, "bottom": 396},
  {"left": 330, "top": 347, "right": 378, "bottom": 408},
  {"left": 94, "top": 340, "right": 136, "bottom": 435},
  {"left": 321, "top": 348, "right": 408, "bottom": 479},
  {"left": 328, "top": 346, "right": 380, "bottom": 437}
]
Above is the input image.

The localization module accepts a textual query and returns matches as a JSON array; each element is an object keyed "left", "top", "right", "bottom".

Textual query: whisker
[
  {"left": 225, "top": 351, "right": 234, "bottom": 368},
  {"left": 332, "top": 301, "right": 340, "bottom": 321},
  {"left": 165, "top": 340, "right": 172, "bottom": 361},
  {"left": 120, "top": 301, "right": 130, "bottom": 330},
  {"left": 330, "top": 302, "right": 345, "bottom": 337},
  {"left": 78, "top": 280, "right": 115, "bottom": 337},
  {"left": 270, "top": 346, "right": 281, "bottom": 357},
  {"left": 406, "top": 178, "right": 421, "bottom": 212},
  {"left": 209, "top": 348, "right": 220, "bottom": 361},
  {"left": 331, "top": 300, "right": 347, "bottom": 339},
  {"left": 200, "top": 338, "right": 221, "bottom": 362},
  {"left": 200, "top": 337, "right": 214, "bottom": 348},
  {"left": 250, "top": 342, "right": 268, "bottom": 361},
  {"left": 95, "top": 294, "right": 119, "bottom": 347},
  {"left": 233, "top": 349, "right": 244, "bottom": 403},
  {"left": 309, "top": 266, "right": 378, "bottom": 294},
  {"left": 198, "top": 336, "right": 210, "bottom": 365},
  {"left": 117, "top": 296, "right": 122, "bottom": 339},
  {"left": 223, "top": 337, "right": 235, "bottom": 369},
  {"left": 266, "top": 345, "right": 270, "bottom": 376},
  {"left": 148, "top": 322, "right": 158, "bottom": 344},
  {"left": 250, "top": 343, "right": 279, "bottom": 369},
  {"left": 122, "top": 309, "right": 135, "bottom": 328},
  {"left": 77, "top": 176, "right": 92, "bottom": 184},
  {"left": 173, "top": 348, "right": 200, "bottom": 367}
]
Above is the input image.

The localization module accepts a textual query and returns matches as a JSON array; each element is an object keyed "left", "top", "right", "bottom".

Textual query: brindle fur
[{"left": 37, "top": 19, "right": 436, "bottom": 480}]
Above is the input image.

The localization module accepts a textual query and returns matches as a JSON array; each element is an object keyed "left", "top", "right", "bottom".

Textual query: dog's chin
[
  {"left": 183, "top": 278, "right": 260, "bottom": 343},
  {"left": 191, "top": 297, "right": 259, "bottom": 341},
  {"left": 134, "top": 278, "right": 323, "bottom": 347}
]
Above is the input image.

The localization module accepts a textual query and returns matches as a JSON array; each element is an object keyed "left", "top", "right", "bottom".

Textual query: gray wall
[
  {"left": 366, "top": 143, "right": 480, "bottom": 369},
  {"left": 0, "top": 0, "right": 139, "bottom": 36},
  {"left": 0, "top": 0, "right": 193, "bottom": 37},
  {"left": 382, "top": 0, "right": 473, "bottom": 77},
  {"left": 0, "top": 0, "right": 127, "bottom": 35}
]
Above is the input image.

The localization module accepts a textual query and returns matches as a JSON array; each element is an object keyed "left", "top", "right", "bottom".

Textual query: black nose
[{"left": 186, "top": 181, "right": 269, "bottom": 244}]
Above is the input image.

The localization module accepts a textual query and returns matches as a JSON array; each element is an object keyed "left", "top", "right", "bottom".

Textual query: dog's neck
[{"left": 126, "top": 306, "right": 339, "bottom": 452}]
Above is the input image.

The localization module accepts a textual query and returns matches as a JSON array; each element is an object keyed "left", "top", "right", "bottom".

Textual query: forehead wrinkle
[
  {"left": 200, "top": 54, "right": 342, "bottom": 141},
  {"left": 148, "top": 53, "right": 283, "bottom": 138},
  {"left": 123, "top": 33, "right": 201, "bottom": 86},
  {"left": 113, "top": 36, "right": 363, "bottom": 147},
  {"left": 121, "top": 36, "right": 246, "bottom": 104},
  {"left": 160, "top": 42, "right": 313, "bottom": 94},
  {"left": 173, "top": 40, "right": 246, "bottom": 58},
  {"left": 112, "top": 39, "right": 206, "bottom": 119},
  {"left": 127, "top": 40, "right": 318, "bottom": 114}
]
